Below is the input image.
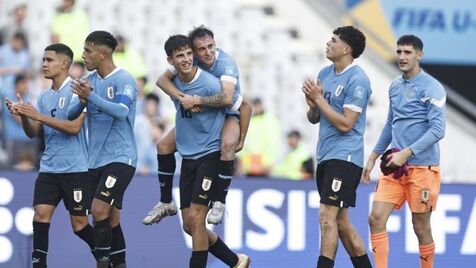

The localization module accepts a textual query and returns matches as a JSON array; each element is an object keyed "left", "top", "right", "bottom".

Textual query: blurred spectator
[
  {"left": 2, "top": 74, "right": 37, "bottom": 167},
  {"left": 134, "top": 93, "right": 165, "bottom": 175},
  {"left": 50, "top": 0, "right": 89, "bottom": 62},
  {"left": 113, "top": 34, "right": 147, "bottom": 79},
  {"left": 271, "top": 130, "right": 312, "bottom": 180},
  {"left": 301, "top": 157, "right": 315, "bottom": 180},
  {"left": 0, "top": 3, "right": 28, "bottom": 46},
  {"left": 0, "top": 31, "right": 31, "bottom": 93},
  {"left": 238, "top": 97, "right": 281, "bottom": 177},
  {"left": 69, "top": 61, "right": 86, "bottom": 80},
  {"left": 135, "top": 76, "right": 153, "bottom": 115}
]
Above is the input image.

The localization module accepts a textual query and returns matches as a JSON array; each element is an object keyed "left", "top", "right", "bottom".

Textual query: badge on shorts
[
  {"left": 335, "top": 85, "right": 344, "bottom": 97},
  {"left": 107, "top": 87, "right": 115, "bottom": 99},
  {"left": 202, "top": 177, "right": 212, "bottom": 191},
  {"left": 105, "top": 175, "right": 117, "bottom": 189},
  {"left": 73, "top": 190, "right": 82, "bottom": 203},
  {"left": 421, "top": 189, "right": 430, "bottom": 203},
  {"left": 331, "top": 177, "right": 342, "bottom": 192},
  {"left": 59, "top": 97, "right": 66, "bottom": 109}
]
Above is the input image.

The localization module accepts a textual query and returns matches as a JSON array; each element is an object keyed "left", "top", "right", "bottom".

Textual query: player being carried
[{"left": 143, "top": 25, "right": 252, "bottom": 225}]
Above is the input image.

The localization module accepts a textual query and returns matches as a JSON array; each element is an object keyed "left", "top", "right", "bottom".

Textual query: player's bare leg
[
  {"left": 337, "top": 209, "right": 372, "bottom": 267},
  {"left": 412, "top": 212, "right": 434, "bottom": 268}
]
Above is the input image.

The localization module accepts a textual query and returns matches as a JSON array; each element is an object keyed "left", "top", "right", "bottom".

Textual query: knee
[
  {"left": 368, "top": 213, "right": 384, "bottom": 229},
  {"left": 182, "top": 222, "right": 192, "bottom": 235},
  {"left": 156, "top": 139, "right": 174, "bottom": 154},
  {"left": 220, "top": 138, "right": 237, "bottom": 157},
  {"left": 412, "top": 219, "right": 431, "bottom": 239},
  {"left": 336, "top": 218, "right": 348, "bottom": 233},
  {"left": 319, "top": 211, "right": 336, "bottom": 230},
  {"left": 33, "top": 209, "right": 51, "bottom": 222},
  {"left": 71, "top": 216, "right": 88, "bottom": 232}
]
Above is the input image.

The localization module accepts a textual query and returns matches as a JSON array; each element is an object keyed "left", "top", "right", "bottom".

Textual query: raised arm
[
  {"left": 156, "top": 68, "right": 183, "bottom": 100},
  {"left": 67, "top": 94, "right": 86, "bottom": 120}
]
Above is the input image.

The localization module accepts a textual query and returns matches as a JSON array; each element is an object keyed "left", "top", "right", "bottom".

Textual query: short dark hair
[
  {"left": 45, "top": 43, "right": 74, "bottom": 62},
  {"left": 287, "top": 130, "right": 301, "bottom": 139},
  {"left": 333, "top": 26, "right": 366, "bottom": 58},
  {"left": 397, "top": 35, "right": 423, "bottom": 51},
  {"left": 14, "top": 74, "right": 27, "bottom": 85},
  {"left": 188, "top": 25, "right": 214, "bottom": 42},
  {"left": 164, "top": 35, "right": 191, "bottom": 57},
  {"left": 145, "top": 92, "right": 160, "bottom": 104},
  {"left": 85, "top": 31, "right": 118, "bottom": 51}
]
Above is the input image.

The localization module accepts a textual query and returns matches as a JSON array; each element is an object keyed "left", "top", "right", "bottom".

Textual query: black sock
[
  {"left": 189, "top": 250, "right": 208, "bottom": 268},
  {"left": 32, "top": 221, "right": 50, "bottom": 268},
  {"left": 350, "top": 253, "right": 372, "bottom": 268},
  {"left": 208, "top": 236, "right": 238, "bottom": 266},
  {"left": 157, "top": 153, "right": 176, "bottom": 203},
  {"left": 93, "top": 218, "right": 112, "bottom": 261},
  {"left": 74, "top": 224, "right": 95, "bottom": 258},
  {"left": 216, "top": 160, "right": 234, "bottom": 203},
  {"left": 317, "top": 255, "right": 334, "bottom": 268},
  {"left": 110, "top": 224, "right": 126, "bottom": 265}
]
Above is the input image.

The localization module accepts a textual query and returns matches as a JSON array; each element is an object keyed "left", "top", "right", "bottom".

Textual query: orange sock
[
  {"left": 370, "top": 232, "right": 389, "bottom": 268},
  {"left": 419, "top": 242, "right": 435, "bottom": 268}
]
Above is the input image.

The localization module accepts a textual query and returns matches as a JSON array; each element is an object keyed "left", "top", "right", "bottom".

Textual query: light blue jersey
[
  {"left": 373, "top": 70, "right": 446, "bottom": 166},
  {"left": 173, "top": 68, "right": 225, "bottom": 159},
  {"left": 70, "top": 68, "right": 138, "bottom": 168},
  {"left": 196, "top": 48, "right": 242, "bottom": 114},
  {"left": 36, "top": 77, "right": 88, "bottom": 173},
  {"left": 316, "top": 64, "right": 372, "bottom": 167}
]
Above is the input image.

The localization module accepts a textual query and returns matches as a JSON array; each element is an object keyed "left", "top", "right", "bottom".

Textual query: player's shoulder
[
  {"left": 347, "top": 65, "right": 370, "bottom": 84},
  {"left": 216, "top": 48, "right": 237, "bottom": 67}
]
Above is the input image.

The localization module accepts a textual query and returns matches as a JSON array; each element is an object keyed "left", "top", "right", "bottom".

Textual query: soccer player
[
  {"left": 164, "top": 34, "right": 250, "bottom": 268},
  {"left": 6, "top": 43, "right": 94, "bottom": 267},
  {"left": 302, "top": 26, "right": 373, "bottom": 268},
  {"left": 143, "top": 25, "right": 252, "bottom": 225},
  {"left": 67, "top": 31, "right": 137, "bottom": 268},
  {"left": 362, "top": 35, "right": 446, "bottom": 268}
]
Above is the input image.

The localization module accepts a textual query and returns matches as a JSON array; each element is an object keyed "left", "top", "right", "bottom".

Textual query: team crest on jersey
[
  {"left": 331, "top": 177, "right": 342, "bottom": 192},
  {"left": 335, "top": 85, "right": 344, "bottom": 97},
  {"left": 73, "top": 190, "right": 82, "bottom": 203},
  {"left": 202, "top": 177, "right": 212, "bottom": 191},
  {"left": 58, "top": 97, "right": 66, "bottom": 109},
  {"left": 107, "top": 87, "right": 115, "bottom": 99},
  {"left": 105, "top": 175, "right": 117, "bottom": 188},
  {"left": 421, "top": 189, "right": 430, "bottom": 203}
]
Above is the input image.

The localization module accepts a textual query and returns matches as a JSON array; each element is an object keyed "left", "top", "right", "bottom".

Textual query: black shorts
[
  {"left": 33, "top": 172, "right": 91, "bottom": 216},
  {"left": 179, "top": 152, "right": 220, "bottom": 209},
  {"left": 315, "top": 159, "right": 363, "bottom": 208},
  {"left": 88, "top": 162, "right": 135, "bottom": 209}
]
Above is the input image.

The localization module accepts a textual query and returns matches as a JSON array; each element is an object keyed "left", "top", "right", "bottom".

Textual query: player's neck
[
  {"left": 51, "top": 73, "right": 69, "bottom": 91},
  {"left": 97, "top": 61, "right": 117, "bottom": 79},
  {"left": 178, "top": 67, "right": 198, "bottom": 83},
  {"left": 333, "top": 57, "right": 353, "bottom": 74},
  {"left": 403, "top": 66, "right": 421, "bottom": 80}
]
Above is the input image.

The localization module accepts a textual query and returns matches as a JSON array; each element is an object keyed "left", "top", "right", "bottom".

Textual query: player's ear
[
  {"left": 416, "top": 50, "right": 423, "bottom": 61},
  {"left": 167, "top": 56, "right": 173, "bottom": 65}
]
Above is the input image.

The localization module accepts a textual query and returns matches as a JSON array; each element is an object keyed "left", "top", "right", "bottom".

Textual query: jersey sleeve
[
  {"left": 219, "top": 59, "right": 239, "bottom": 85},
  {"left": 114, "top": 75, "right": 137, "bottom": 108},
  {"left": 373, "top": 103, "right": 393, "bottom": 154},
  {"left": 409, "top": 83, "right": 446, "bottom": 155},
  {"left": 343, "top": 75, "right": 371, "bottom": 113}
]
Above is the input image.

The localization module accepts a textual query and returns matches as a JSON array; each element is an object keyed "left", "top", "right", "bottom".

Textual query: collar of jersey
[
  {"left": 50, "top": 76, "right": 72, "bottom": 94},
  {"left": 401, "top": 69, "right": 425, "bottom": 83},
  {"left": 334, "top": 63, "right": 355, "bottom": 76}
]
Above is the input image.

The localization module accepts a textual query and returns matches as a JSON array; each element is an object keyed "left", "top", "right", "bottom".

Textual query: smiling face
[
  {"left": 167, "top": 45, "right": 194, "bottom": 76},
  {"left": 192, "top": 35, "right": 216, "bottom": 68},
  {"left": 396, "top": 44, "right": 422, "bottom": 77}
]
